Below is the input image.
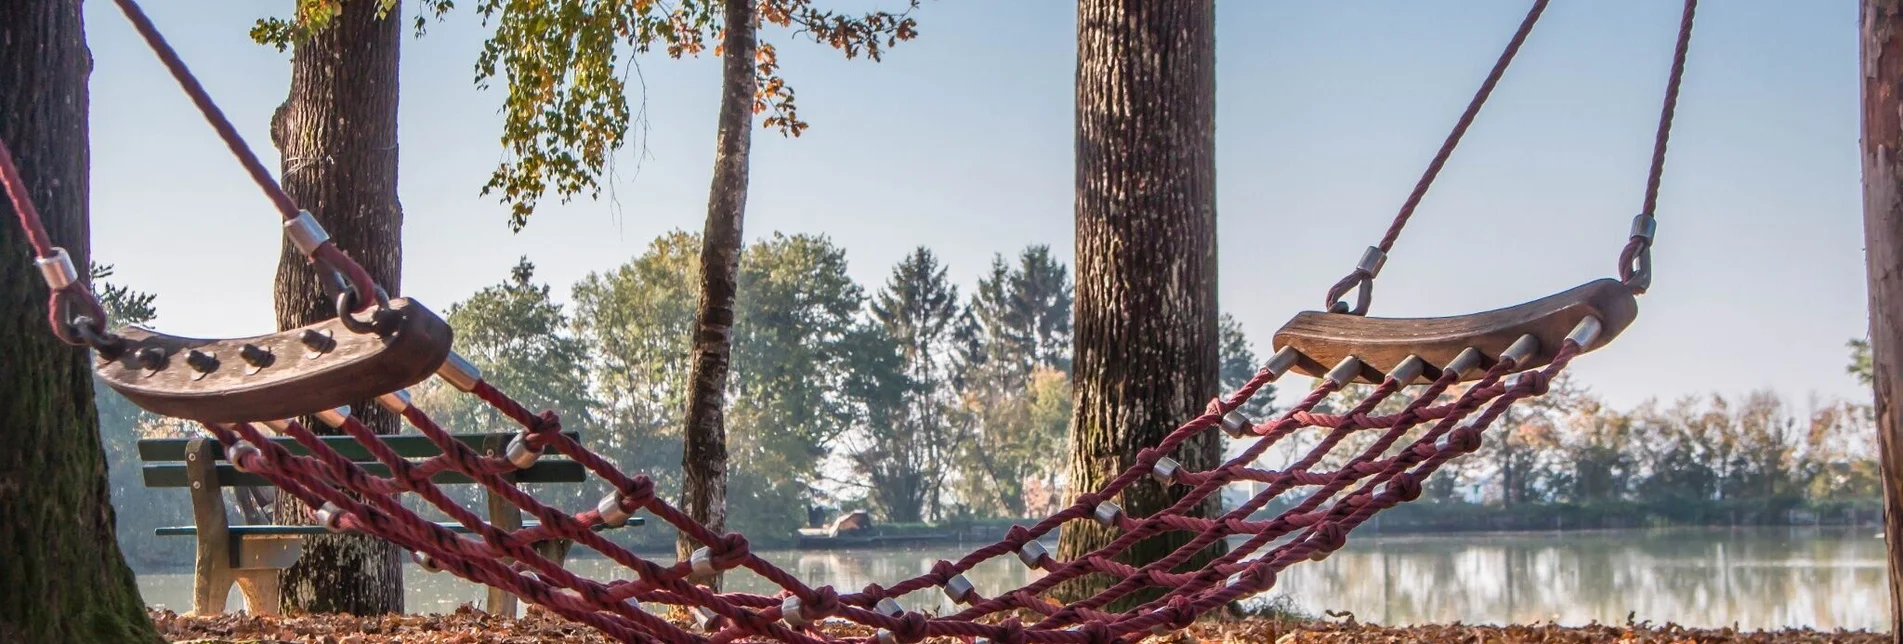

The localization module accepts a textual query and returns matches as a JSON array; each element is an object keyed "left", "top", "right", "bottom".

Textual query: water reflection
[{"left": 135, "top": 527, "right": 1887, "bottom": 631}]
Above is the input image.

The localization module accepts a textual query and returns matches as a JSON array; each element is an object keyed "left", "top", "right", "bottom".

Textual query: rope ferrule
[
  {"left": 1219, "top": 411, "right": 1252, "bottom": 438},
  {"left": 36, "top": 247, "right": 77, "bottom": 290},
  {"left": 941, "top": 574, "right": 975, "bottom": 603},
  {"left": 285, "top": 210, "right": 331, "bottom": 257},
  {"left": 438, "top": 352, "right": 483, "bottom": 392},
  {"left": 1150, "top": 456, "right": 1180, "bottom": 486},
  {"left": 1016, "top": 539, "right": 1050, "bottom": 568}
]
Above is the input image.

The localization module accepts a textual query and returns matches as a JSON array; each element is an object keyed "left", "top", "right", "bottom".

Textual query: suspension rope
[
  {"left": 107, "top": 0, "right": 383, "bottom": 311},
  {"left": 0, "top": 1, "right": 1687, "bottom": 642},
  {"left": 1620, "top": 0, "right": 1699, "bottom": 293},
  {"left": 1325, "top": 0, "right": 1550, "bottom": 315}
]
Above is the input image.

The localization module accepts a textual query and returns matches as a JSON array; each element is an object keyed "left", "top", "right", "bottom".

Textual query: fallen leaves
[{"left": 151, "top": 608, "right": 1887, "bottom": 643}]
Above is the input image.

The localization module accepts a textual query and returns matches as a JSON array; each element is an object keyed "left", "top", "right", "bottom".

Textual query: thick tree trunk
[
  {"left": 269, "top": 0, "right": 405, "bottom": 615},
  {"left": 0, "top": 2, "right": 162, "bottom": 641},
  {"left": 675, "top": 0, "right": 757, "bottom": 591},
  {"left": 1860, "top": 2, "right": 1903, "bottom": 638},
  {"left": 1056, "top": 0, "right": 1222, "bottom": 607}
]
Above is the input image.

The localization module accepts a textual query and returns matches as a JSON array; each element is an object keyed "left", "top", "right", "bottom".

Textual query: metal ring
[
  {"left": 71, "top": 315, "right": 126, "bottom": 358},
  {"left": 334, "top": 286, "right": 397, "bottom": 335}
]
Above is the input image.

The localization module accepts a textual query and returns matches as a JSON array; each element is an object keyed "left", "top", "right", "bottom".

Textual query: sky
[{"left": 73, "top": 0, "right": 1868, "bottom": 412}]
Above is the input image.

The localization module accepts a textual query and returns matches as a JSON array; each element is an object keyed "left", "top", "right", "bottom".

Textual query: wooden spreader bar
[
  {"left": 1273, "top": 278, "right": 1638, "bottom": 384},
  {"left": 95, "top": 298, "right": 454, "bottom": 423}
]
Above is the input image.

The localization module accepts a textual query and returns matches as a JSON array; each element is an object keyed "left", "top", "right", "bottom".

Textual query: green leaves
[{"left": 459, "top": 0, "right": 921, "bottom": 229}]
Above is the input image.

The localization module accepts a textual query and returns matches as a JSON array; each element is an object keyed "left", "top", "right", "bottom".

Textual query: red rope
[
  {"left": 1621, "top": 0, "right": 1698, "bottom": 290},
  {"left": 106, "top": 0, "right": 384, "bottom": 310},
  {"left": 106, "top": 0, "right": 299, "bottom": 221},
  {"left": 1374, "top": 0, "right": 1550, "bottom": 255},
  {"left": 0, "top": 1, "right": 1652, "bottom": 641},
  {"left": 182, "top": 348, "right": 1434, "bottom": 643},
  {"left": 0, "top": 140, "right": 56, "bottom": 259}
]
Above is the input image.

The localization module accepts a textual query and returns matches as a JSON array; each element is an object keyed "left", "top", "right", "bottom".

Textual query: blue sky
[{"left": 77, "top": 0, "right": 1865, "bottom": 410}]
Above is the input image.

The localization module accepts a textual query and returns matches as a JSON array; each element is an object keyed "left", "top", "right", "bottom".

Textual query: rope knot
[
  {"left": 893, "top": 612, "right": 929, "bottom": 643},
  {"left": 531, "top": 409, "right": 563, "bottom": 436},
  {"left": 1073, "top": 493, "right": 1102, "bottom": 510},
  {"left": 1517, "top": 371, "right": 1550, "bottom": 396},
  {"left": 1387, "top": 472, "right": 1424, "bottom": 502},
  {"left": 1311, "top": 522, "right": 1348, "bottom": 553},
  {"left": 1447, "top": 426, "right": 1484, "bottom": 453},
  {"left": 805, "top": 585, "right": 840, "bottom": 617},
  {"left": 993, "top": 619, "right": 1027, "bottom": 644},
  {"left": 1235, "top": 565, "right": 1277, "bottom": 593},
  {"left": 1078, "top": 621, "right": 1114, "bottom": 644},
  {"left": 1005, "top": 525, "right": 1032, "bottom": 543},
  {"left": 929, "top": 560, "right": 959, "bottom": 584},
  {"left": 710, "top": 533, "right": 750, "bottom": 568},
  {"left": 1162, "top": 597, "right": 1198, "bottom": 631},
  {"left": 617, "top": 475, "right": 656, "bottom": 509},
  {"left": 862, "top": 582, "right": 887, "bottom": 600},
  {"left": 1204, "top": 396, "right": 1226, "bottom": 416}
]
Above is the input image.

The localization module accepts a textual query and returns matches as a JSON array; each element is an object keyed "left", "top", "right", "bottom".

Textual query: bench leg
[
  {"left": 234, "top": 569, "right": 282, "bottom": 616},
  {"left": 191, "top": 565, "right": 235, "bottom": 616},
  {"left": 534, "top": 538, "right": 572, "bottom": 567}
]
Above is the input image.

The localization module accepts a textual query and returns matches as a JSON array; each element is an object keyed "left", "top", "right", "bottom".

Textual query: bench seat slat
[
  {"left": 137, "top": 431, "right": 581, "bottom": 462},
  {"left": 141, "top": 459, "right": 588, "bottom": 488},
  {"left": 154, "top": 517, "right": 638, "bottom": 537}
]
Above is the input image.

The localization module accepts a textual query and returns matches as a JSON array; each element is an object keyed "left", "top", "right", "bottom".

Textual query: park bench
[{"left": 138, "top": 430, "right": 641, "bottom": 617}]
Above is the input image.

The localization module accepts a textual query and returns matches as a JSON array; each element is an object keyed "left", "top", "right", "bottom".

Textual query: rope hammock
[{"left": 0, "top": 0, "right": 1698, "bottom": 642}]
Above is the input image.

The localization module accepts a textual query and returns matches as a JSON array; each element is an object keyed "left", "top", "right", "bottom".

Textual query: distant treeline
[{"left": 86, "top": 238, "right": 1878, "bottom": 570}]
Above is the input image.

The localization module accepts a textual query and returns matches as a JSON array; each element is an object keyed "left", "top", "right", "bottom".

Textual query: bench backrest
[{"left": 136, "top": 431, "right": 587, "bottom": 488}]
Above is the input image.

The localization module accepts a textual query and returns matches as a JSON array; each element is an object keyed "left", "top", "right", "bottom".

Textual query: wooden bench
[{"left": 138, "top": 431, "right": 641, "bottom": 616}]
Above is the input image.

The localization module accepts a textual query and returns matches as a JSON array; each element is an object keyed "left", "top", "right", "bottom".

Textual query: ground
[{"left": 151, "top": 609, "right": 1883, "bottom": 643}]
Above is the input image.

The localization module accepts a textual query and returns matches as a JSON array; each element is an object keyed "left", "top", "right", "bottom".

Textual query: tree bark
[
  {"left": 269, "top": 0, "right": 405, "bottom": 615},
  {"left": 675, "top": 0, "right": 757, "bottom": 591},
  {"left": 0, "top": 2, "right": 163, "bottom": 640},
  {"left": 1859, "top": 2, "right": 1903, "bottom": 638},
  {"left": 1056, "top": 0, "right": 1222, "bottom": 607}
]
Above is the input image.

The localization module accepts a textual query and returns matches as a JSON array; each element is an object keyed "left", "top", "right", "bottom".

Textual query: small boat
[{"left": 795, "top": 510, "right": 957, "bottom": 549}]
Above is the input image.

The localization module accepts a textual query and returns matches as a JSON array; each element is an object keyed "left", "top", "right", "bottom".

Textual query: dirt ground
[{"left": 152, "top": 608, "right": 1887, "bottom": 643}]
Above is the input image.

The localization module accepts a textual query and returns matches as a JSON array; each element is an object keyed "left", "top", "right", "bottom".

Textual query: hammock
[{"left": 0, "top": 0, "right": 1697, "bottom": 642}]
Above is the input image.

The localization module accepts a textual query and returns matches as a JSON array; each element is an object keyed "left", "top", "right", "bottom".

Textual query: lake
[{"left": 135, "top": 526, "right": 1889, "bottom": 632}]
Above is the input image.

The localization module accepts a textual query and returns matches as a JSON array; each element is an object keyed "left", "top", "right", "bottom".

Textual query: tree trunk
[
  {"left": 1056, "top": 0, "right": 1221, "bottom": 607},
  {"left": 268, "top": 0, "right": 404, "bottom": 615},
  {"left": 0, "top": 2, "right": 162, "bottom": 641},
  {"left": 675, "top": 0, "right": 757, "bottom": 591},
  {"left": 1859, "top": 2, "right": 1903, "bottom": 638}
]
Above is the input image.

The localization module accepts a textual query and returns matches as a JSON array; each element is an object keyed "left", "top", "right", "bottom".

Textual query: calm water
[{"left": 136, "top": 526, "right": 1889, "bottom": 631}]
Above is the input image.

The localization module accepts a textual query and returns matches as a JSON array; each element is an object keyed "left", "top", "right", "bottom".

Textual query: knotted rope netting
[
  {"left": 197, "top": 334, "right": 1580, "bottom": 644},
  {"left": 0, "top": 0, "right": 1700, "bottom": 642}
]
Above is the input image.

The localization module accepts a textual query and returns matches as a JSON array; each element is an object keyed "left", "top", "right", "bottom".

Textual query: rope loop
[
  {"left": 1324, "top": 270, "right": 1374, "bottom": 316},
  {"left": 52, "top": 287, "right": 120, "bottom": 354},
  {"left": 1619, "top": 233, "right": 1653, "bottom": 293}
]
